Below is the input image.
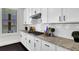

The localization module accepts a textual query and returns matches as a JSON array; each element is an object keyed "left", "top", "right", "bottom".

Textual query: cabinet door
[
  {"left": 41, "top": 8, "right": 48, "bottom": 23},
  {"left": 20, "top": 34, "right": 25, "bottom": 45},
  {"left": 34, "top": 37, "right": 41, "bottom": 51},
  {"left": 63, "top": 8, "right": 79, "bottom": 22},
  {"left": 41, "top": 40, "right": 56, "bottom": 51},
  {"left": 24, "top": 9, "right": 26, "bottom": 24},
  {"left": 27, "top": 8, "right": 32, "bottom": 24},
  {"left": 31, "top": 8, "right": 41, "bottom": 15},
  {"left": 24, "top": 8, "right": 32, "bottom": 24},
  {"left": 56, "top": 45, "right": 70, "bottom": 51},
  {"left": 20, "top": 32, "right": 26, "bottom": 47},
  {"left": 48, "top": 8, "right": 61, "bottom": 23},
  {"left": 26, "top": 34, "right": 34, "bottom": 51},
  {"left": 30, "top": 8, "right": 41, "bottom": 24}
]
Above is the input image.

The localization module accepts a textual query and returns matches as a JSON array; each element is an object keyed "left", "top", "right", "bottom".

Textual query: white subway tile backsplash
[
  {"left": 33, "top": 23, "right": 79, "bottom": 40},
  {"left": 26, "top": 23, "right": 79, "bottom": 40}
]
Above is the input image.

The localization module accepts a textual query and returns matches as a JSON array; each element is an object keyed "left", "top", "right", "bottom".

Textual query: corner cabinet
[{"left": 20, "top": 32, "right": 27, "bottom": 47}]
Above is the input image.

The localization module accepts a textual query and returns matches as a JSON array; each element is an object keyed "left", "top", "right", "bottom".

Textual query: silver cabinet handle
[
  {"left": 34, "top": 11, "right": 37, "bottom": 14},
  {"left": 29, "top": 40, "right": 31, "bottom": 43},
  {"left": 44, "top": 44, "right": 50, "bottom": 47},
  {"left": 34, "top": 43, "right": 36, "bottom": 48},
  {"left": 20, "top": 35, "right": 22, "bottom": 37},
  {"left": 25, "top": 38, "right": 27, "bottom": 40},
  {"left": 59, "top": 16, "right": 61, "bottom": 21},
  {"left": 36, "top": 40, "right": 38, "bottom": 42},
  {"left": 64, "top": 16, "right": 65, "bottom": 21},
  {"left": 25, "top": 22, "right": 26, "bottom": 24}
]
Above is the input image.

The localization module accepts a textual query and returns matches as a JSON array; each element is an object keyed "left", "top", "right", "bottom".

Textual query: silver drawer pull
[
  {"left": 25, "top": 38, "right": 27, "bottom": 40},
  {"left": 44, "top": 44, "right": 50, "bottom": 47},
  {"left": 20, "top": 35, "right": 22, "bottom": 37},
  {"left": 59, "top": 16, "right": 61, "bottom": 21},
  {"left": 64, "top": 16, "right": 65, "bottom": 21},
  {"left": 36, "top": 40, "right": 38, "bottom": 42},
  {"left": 25, "top": 22, "right": 26, "bottom": 24},
  {"left": 29, "top": 40, "right": 31, "bottom": 43},
  {"left": 34, "top": 43, "right": 36, "bottom": 47}
]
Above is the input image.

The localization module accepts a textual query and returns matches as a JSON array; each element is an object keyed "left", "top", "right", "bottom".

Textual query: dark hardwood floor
[{"left": 0, "top": 42, "right": 28, "bottom": 51}]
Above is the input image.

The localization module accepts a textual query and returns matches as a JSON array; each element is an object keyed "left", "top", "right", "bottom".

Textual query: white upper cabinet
[
  {"left": 24, "top": 8, "right": 32, "bottom": 24},
  {"left": 24, "top": 8, "right": 79, "bottom": 24},
  {"left": 63, "top": 8, "right": 79, "bottom": 22},
  {"left": 23, "top": 9, "right": 27, "bottom": 24},
  {"left": 47, "top": 8, "right": 62, "bottom": 23},
  {"left": 26, "top": 8, "right": 32, "bottom": 24},
  {"left": 41, "top": 8, "right": 48, "bottom": 23},
  {"left": 24, "top": 8, "right": 41, "bottom": 24},
  {"left": 31, "top": 8, "right": 41, "bottom": 15}
]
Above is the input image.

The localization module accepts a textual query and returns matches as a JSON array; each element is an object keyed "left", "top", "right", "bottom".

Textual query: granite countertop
[
  {"left": 37, "top": 35, "right": 79, "bottom": 51},
  {"left": 21, "top": 30, "right": 79, "bottom": 51}
]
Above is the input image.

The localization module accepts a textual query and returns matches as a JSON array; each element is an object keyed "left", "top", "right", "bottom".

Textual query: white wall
[{"left": 0, "top": 8, "right": 24, "bottom": 46}]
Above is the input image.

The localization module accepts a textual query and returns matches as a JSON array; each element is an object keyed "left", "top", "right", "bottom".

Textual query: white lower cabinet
[
  {"left": 41, "top": 40, "right": 56, "bottom": 51},
  {"left": 20, "top": 32, "right": 26, "bottom": 47},
  {"left": 26, "top": 34, "right": 34, "bottom": 51},
  {"left": 56, "top": 45, "right": 70, "bottom": 51},
  {"left": 20, "top": 32, "right": 70, "bottom": 51},
  {"left": 34, "top": 37, "right": 41, "bottom": 51},
  {"left": 20, "top": 32, "right": 34, "bottom": 51}
]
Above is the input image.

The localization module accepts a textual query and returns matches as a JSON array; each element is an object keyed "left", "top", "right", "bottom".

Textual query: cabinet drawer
[{"left": 41, "top": 40, "right": 56, "bottom": 51}]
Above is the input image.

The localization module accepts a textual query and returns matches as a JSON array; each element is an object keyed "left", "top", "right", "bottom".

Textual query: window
[{"left": 2, "top": 8, "right": 17, "bottom": 33}]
